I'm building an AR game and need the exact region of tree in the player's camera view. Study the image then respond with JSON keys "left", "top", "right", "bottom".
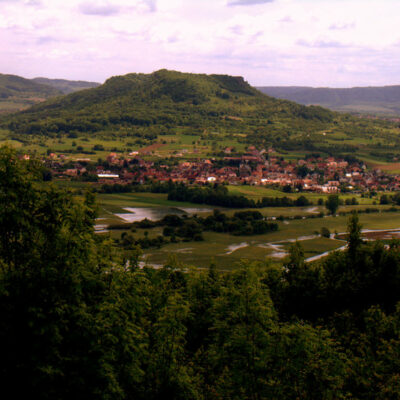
{"left": 286, "top": 241, "right": 305, "bottom": 278}
{"left": 0, "top": 147, "right": 110, "bottom": 399}
{"left": 208, "top": 265, "right": 276, "bottom": 399}
{"left": 321, "top": 226, "right": 331, "bottom": 238}
{"left": 380, "top": 194, "right": 390, "bottom": 205}
{"left": 296, "top": 165, "right": 310, "bottom": 178}
{"left": 347, "top": 212, "right": 362, "bottom": 257}
{"left": 326, "top": 194, "right": 340, "bottom": 215}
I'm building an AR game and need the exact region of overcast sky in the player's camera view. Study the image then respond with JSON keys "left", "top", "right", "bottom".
{"left": 1, "top": 0, "right": 399, "bottom": 87}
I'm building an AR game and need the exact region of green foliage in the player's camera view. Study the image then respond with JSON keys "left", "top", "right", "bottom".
{"left": 2, "top": 70, "right": 336, "bottom": 143}
{"left": 167, "top": 182, "right": 312, "bottom": 209}
{"left": 3, "top": 70, "right": 398, "bottom": 164}
{"left": 347, "top": 212, "right": 363, "bottom": 257}
{"left": 326, "top": 194, "right": 340, "bottom": 215}
{"left": 0, "top": 146, "right": 111, "bottom": 398}
{"left": 160, "top": 209, "right": 278, "bottom": 239}
{"left": 321, "top": 226, "right": 331, "bottom": 238}
{"left": 2, "top": 148, "right": 400, "bottom": 399}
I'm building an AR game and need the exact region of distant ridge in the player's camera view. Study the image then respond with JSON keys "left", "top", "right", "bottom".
{"left": 32, "top": 77, "right": 100, "bottom": 94}
{"left": 0, "top": 73, "right": 62, "bottom": 114}
{"left": 0, "top": 73, "right": 101, "bottom": 114}
{"left": 257, "top": 85, "right": 400, "bottom": 116}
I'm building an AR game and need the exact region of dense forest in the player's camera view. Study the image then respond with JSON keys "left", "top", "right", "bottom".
{"left": 1, "top": 146, "right": 400, "bottom": 399}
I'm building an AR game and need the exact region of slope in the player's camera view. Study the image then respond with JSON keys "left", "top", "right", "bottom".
{"left": 257, "top": 85, "right": 400, "bottom": 116}
{"left": 3, "top": 69, "right": 334, "bottom": 140}
{"left": 2, "top": 70, "right": 399, "bottom": 163}
{"left": 32, "top": 77, "right": 101, "bottom": 94}
{"left": 0, "top": 73, "right": 62, "bottom": 114}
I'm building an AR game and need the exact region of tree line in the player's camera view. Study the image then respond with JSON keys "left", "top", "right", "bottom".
{"left": 167, "top": 183, "right": 313, "bottom": 208}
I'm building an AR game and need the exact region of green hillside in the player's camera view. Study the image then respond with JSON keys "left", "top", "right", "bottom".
{"left": 0, "top": 73, "right": 62, "bottom": 114}
{"left": 32, "top": 77, "right": 101, "bottom": 94}
{"left": 1, "top": 70, "right": 399, "bottom": 163}
{"left": 2, "top": 69, "right": 335, "bottom": 140}
{"left": 257, "top": 85, "right": 400, "bottom": 116}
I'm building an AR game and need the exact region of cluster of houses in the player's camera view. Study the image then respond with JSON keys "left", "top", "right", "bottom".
{"left": 38, "top": 147, "right": 400, "bottom": 193}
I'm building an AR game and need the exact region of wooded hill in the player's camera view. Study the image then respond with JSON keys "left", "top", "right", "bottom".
{"left": 257, "top": 85, "right": 400, "bottom": 116}
{"left": 0, "top": 73, "right": 100, "bottom": 114}
{"left": 0, "top": 73, "right": 62, "bottom": 114}
{"left": 32, "top": 77, "right": 100, "bottom": 94}
{"left": 2, "top": 69, "right": 339, "bottom": 140}
{"left": 2, "top": 70, "right": 399, "bottom": 161}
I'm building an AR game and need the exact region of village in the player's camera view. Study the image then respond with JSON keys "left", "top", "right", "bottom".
{"left": 36, "top": 145, "right": 400, "bottom": 193}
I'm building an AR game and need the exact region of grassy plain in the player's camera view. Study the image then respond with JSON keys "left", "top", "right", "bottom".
{"left": 93, "top": 190, "right": 400, "bottom": 269}
{"left": 0, "top": 130, "right": 246, "bottom": 162}
{"left": 226, "top": 185, "right": 376, "bottom": 205}
{"left": 140, "top": 212, "right": 400, "bottom": 269}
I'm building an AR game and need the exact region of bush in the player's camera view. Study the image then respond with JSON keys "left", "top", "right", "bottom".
{"left": 320, "top": 227, "right": 331, "bottom": 238}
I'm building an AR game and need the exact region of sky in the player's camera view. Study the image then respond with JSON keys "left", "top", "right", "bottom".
{"left": 0, "top": 0, "right": 399, "bottom": 87}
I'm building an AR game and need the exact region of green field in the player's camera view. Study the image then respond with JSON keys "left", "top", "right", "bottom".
{"left": 227, "top": 185, "right": 376, "bottom": 204}
{"left": 94, "top": 191, "right": 400, "bottom": 269}
{"left": 97, "top": 192, "right": 212, "bottom": 211}
{"left": 140, "top": 212, "right": 400, "bottom": 269}
{"left": 0, "top": 130, "right": 247, "bottom": 162}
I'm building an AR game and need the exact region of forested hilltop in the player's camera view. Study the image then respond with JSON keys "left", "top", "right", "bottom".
{"left": 3, "top": 70, "right": 334, "bottom": 135}
{"left": 2, "top": 147, "right": 400, "bottom": 399}
{"left": 2, "top": 69, "right": 336, "bottom": 140}
{"left": 3, "top": 69, "right": 399, "bottom": 163}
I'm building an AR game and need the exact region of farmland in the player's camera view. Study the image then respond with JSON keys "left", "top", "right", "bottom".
{"left": 94, "top": 190, "right": 400, "bottom": 269}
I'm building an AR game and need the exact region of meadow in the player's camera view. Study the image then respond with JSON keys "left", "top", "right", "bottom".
{"left": 94, "top": 190, "right": 400, "bottom": 269}
{"left": 138, "top": 212, "right": 400, "bottom": 269}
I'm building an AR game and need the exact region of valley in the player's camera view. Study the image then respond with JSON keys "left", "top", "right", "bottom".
{"left": 89, "top": 189, "right": 400, "bottom": 269}
{"left": 2, "top": 70, "right": 400, "bottom": 269}
{"left": 3, "top": 0, "right": 400, "bottom": 397}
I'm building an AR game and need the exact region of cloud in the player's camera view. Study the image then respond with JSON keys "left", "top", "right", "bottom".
{"left": 1, "top": 0, "right": 399, "bottom": 87}
{"left": 230, "top": 25, "right": 243, "bottom": 35}
{"left": 79, "top": 2, "right": 120, "bottom": 16}
{"left": 279, "top": 16, "right": 293, "bottom": 23}
{"left": 227, "top": 0, "right": 274, "bottom": 6}
{"left": 167, "top": 35, "right": 178, "bottom": 43}
{"left": 144, "top": 0, "right": 157, "bottom": 12}
{"left": 36, "top": 35, "right": 77, "bottom": 45}
{"left": 0, "top": 0, "right": 41, "bottom": 3}
{"left": 329, "top": 22, "right": 355, "bottom": 30}
{"left": 36, "top": 35, "right": 57, "bottom": 44}
{"left": 297, "top": 39, "right": 351, "bottom": 49}
{"left": 78, "top": 0, "right": 157, "bottom": 16}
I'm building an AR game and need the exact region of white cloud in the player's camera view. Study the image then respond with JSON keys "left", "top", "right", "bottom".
{"left": 79, "top": 3, "right": 121, "bottom": 16}
{"left": 227, "top": 0, "right": 274, "bottom": 6}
